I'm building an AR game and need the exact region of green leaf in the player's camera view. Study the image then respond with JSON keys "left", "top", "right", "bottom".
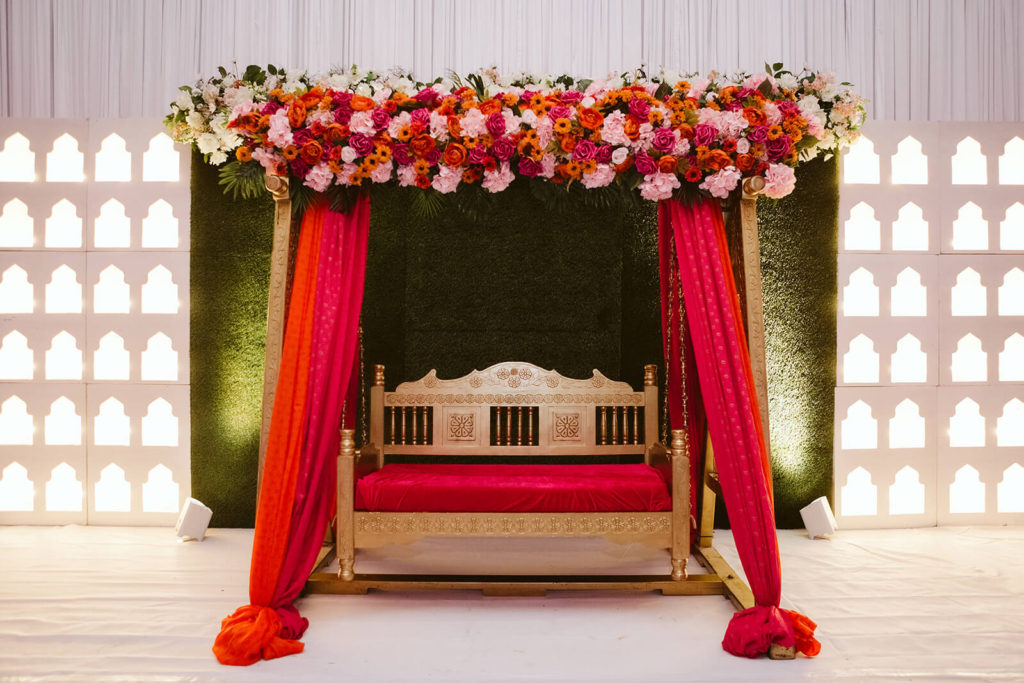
{"left": 242, "top": 64, "right": 265, "bottom": 83}
{"left": 654, "top": 82, "right": 672, "bottom": 100}
{"left": 268, "top": 64, "right": 278, "bottom": 76}
{"left": 772, "top": 62, "right": 783, "bottom": 73}
{"left": 218, "top": 65, "right": 228, "bottom": 78}
{"left": 217, "top": 160, "right": 267, "bottom": 201}
{"left": 409, "top": 188, "right": 447, "bottom": 221}
{"left": 576, "top": 79, "right": 593, "bottom": 93}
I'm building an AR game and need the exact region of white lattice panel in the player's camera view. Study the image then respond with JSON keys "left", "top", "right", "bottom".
{"left": 0, "top": 119, "right": 190, "bottom": 525}
{"left": 837, "top": 121, "right": 1024, "bottom": 528}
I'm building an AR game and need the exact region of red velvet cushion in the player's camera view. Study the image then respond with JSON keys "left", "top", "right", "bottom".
{"left": 354, "top": 463, "right": 671, "bottom": 513}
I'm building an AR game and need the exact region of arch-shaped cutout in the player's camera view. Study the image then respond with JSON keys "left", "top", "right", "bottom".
{"left": 0, "top": 462, "right": 34, "bottom": 511}
{"left": 0, "top": 330, "right": 33, "bottom": 380}
{"left": 998, "top": 268, "right": 1024, "bottom": 315}
{"left": 0, "top": 396, "right": 33, "bottom": 445}
{"left": 0, "top": 198, "right": 34, "bottom": 247}
{"left": 998, "top": 333, "right": 1024, "bottom": 381}
{"left": 141, "top": 333, "right": 177, "bottom": 381}
{"left": 94, "top": 397, "right": 129, "bottom": 446}
{"left": 141, "top": 200, "right": 178, "bottom": 248}
{"left": 45, "top": 462, "right": 82, "bottom": 512}
{"left": 841, "top": 467, "right": 877, "bottom": 516}
{"left": 142, "top": 398, "right": 178, "bottom": 446}
{"left": 1000, "top": 203, "right": 1024, "bottom": 250}
{"left": 843, "top": 267, "right": 879, "bottom": 317}
{"left": 890, "top": 334, "right": 927, "bottom": 383}
{"left": 0, "top": 265, "right": 33, "bottom": 313}
{"left": 891, "top": 267, "right": 927, "bottom": 316}
{"left": 844, "top": 202, "right": 880, "bottom": 250}
{"left": 891, "top": 136, "right": 927, "bottom": 184}
{"left": 889, "top": 399, "right": 926, "bottom": 448}
{"left": 94, "top": 463, "right": 130, "bottom": 512}
{"left": 143, "top": 134, "right": 179, "bottom": 182}
{"left": 45, "top": 396, "right": 81, "bottom": 446}
{"left": 45, "top": 265, "right": 82, "bottom": 313}
{"left": 0, "top": 133, "right": 35, "bottom": 182}
{"left": 142, "top": 464, "right": 179, "bottom": 513}
{"left": 952, "top": 202, "right": 989, "bottom": 251}
{"left": 950, "top": 465, "right": 985, "bottom": 513}
{"left": 141, "top": 266, "right": 178, "bottom": 314}
{"left": 843, "top": 334, "right": 879, "bottom": 383}
{"left": 45, "top": 199, "right": 82, "bottom": 248}
{"left": 892, "top": 202, "right": 929, "bottom": 251}
{"left": 951, "top": 268, "right": 987, "bottom": 316}
{"left": 949, "top": 398, "right": 985, "bottom": 447}
{"left": 996, "top": 398, "right": 1024, "bottom": 446}
{"left": 998, "top": 137, "right": 1024, "bottom": 185}
{"left": 46, "top": 134, "right": 85, "bottom": 182}
{"left": 841, "top": 400, "right": 877, "bottom": 450}
{"left": 889, "top": 466, "right": 925, "bottom": 515}
{"left": 952, "top": 137, "right": 987, "bottom": 185}
{"left": 93, "top": 331, "right": 129, "bottom": 381}
{"left": 93, "top": 265, "right": 130, "bottom": 314}
{"left": 997, "top": 463, "right": 1024, "bottom": 512}
{"left": 45, "top": 331, "right": 82, "bottom": 380}
{"left": 951, "top": 333, "right": 987, "bottom": 382}
{"left": 94, "top": 198, "right": 130, "bottom": 248}
{"left": 94, "top": 133, "right": 131, "bottom": 182}
{"left": 843, "top": 136, "right": 880, "bottom": 184}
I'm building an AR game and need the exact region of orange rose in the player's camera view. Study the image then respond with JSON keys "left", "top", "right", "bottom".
{"left": 329, "top": 145, "right": 344, "bottom": 162}
{"left": 560, "top": 135, "right": 577, "bottom": 153}
{"left": 325, "top": 124, "right": 346, "bottom": 143}
{"left": 350, "top": 94, "right": 375, "bottom": 111}
{"left": 706, "top": 149, "right": 732, "bottom": 171}
{"left": 410, "top": 134, "right": 436, "bottom": 158}
{"left": 658, "top": 155, "right": 677, "bottom": 173}
{"left": 299, "top": 140, "right": 323, "bottom": 165}
{"left": 299, "top": 88, "right": 323, "bottom": 108}
{"left": 623, "top": 118, "right": 640, "bottom": 140}
{"left": 479, "top": 99, "right": 502, "bottom": 116}
{"left": 735, "top": 153, "right": 755, "bottom": 172}
{"left": 443, "top": 143, "right": 467, "bottom": 167}
{"left": 578, "top": 108, "right": 604, "bottom": 130}
{"left": 287, "top": 102, "right": 306, "bottom": 129}
{"left": 677, "top": 123, "right": 695, "bottom": 139}
{"left": 742, "top": 107, "right": 767, "bottom": 127}
{"left": 447, "top": 115, "right": 462, "bottom": 138}
{"left": 235, "top": 146, "right": 252, "bottom": 162}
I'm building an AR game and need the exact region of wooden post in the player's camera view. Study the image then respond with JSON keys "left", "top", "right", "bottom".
{"left": 337, "top": 428, "right": 356, "bottom": 581}
{"left": 670, "top": 428, "right": 691, "bottom": 580}
{"left": 258, "top": 174, "right": 294, "bottom": 492}
{"left": 699, "top": 438, "right": 718, "bottom": 548}
{"left": 370, "top": 365, "right": 385, "bottom": 466}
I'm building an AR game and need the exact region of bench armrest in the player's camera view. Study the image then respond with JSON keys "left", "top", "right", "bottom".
{"left": 647, "top": 441, "right": 671, "bottom": 483}
{"left": 354, "top": 443, "right": 381, "bottom": 480}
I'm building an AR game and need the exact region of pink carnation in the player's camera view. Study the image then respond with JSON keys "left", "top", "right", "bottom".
{"left": 460, "top": 109, "right": 487, "bottom": 137}
{"left": 481, "top": 162, "right": 515, "bottom": 193}
{"left": 370, "top": 159, "right": 393, "bottom": 184}
{"left": 251, "top": 146, "right": 283, "bottom": 174}
{"left": 431, "top": 165, "right": 461, "bottom": 194}
{"left": 763, "top": 163, "right": 797, "bottom": 199}
{"left": 639, "top": 171, "right": 681, "bottom": 201}
{"left": 806, "top": 115, "right": 825, "bottom": 139}
{"left": 600, "top": 111, "right": 630, "bottom": 146}
{"left": 348, "top": 111, "right": 375, "bottom": 135}
{"left": 540, "top": 154, "right": 557, "bottom": 178}
{"left": 303, "top": 162, "right": 333, "bottom": 192}
{"left": 266, "top": 111, "right": 293, "bottom": 148}
{"left": 534, "top": 117, "right": 554, "bottom": 148}
{"left": 396, "top": 164, "right": 418, "bottom": 187}
{"left": 699, "top": 165, "right": 741, "bottom": 199}
{"left": 581, "top": 164, "right": 616, "bottom": 189}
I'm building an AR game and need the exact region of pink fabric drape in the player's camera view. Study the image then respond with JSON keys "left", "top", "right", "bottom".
{"left": 659, "top": 196, "right": 818, "bottom": 658}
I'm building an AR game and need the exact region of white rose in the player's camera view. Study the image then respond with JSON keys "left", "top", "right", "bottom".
{"left": 777, "top": 73, "right": 799, "bottom": 91}
{"left": 736, "top": 138, "right": 750, "bottom": 154}
{"left": 355, "top": 82, "right": 372, "bottom": 97}
{"left": 175, "top": 90, "right": 192, "bottom": 109}
{"left": 328, "top": 74, "right": 350, "bottom": 90}
{"left": 196, "top": 133, "right": 220, "bottom": 155}
{"left": 581, "top": 96, "right": 596, "bottom": 108}
{"left": 609, "top": 76, "right": 624, "bottom": 90}
{"left": 341, "top": 146, "right": 357, "bottom": 163}
{"left": 186, "top": 111, "right": 205, "bottom": 129}
{"left": 611, "top": 147, "right": 629, "bottom": 165}
{"left": 521, "top": 109, "right": 538, "bottom": 126}
{"left": 209, "top": 150, "right": 227, "bottom": 165}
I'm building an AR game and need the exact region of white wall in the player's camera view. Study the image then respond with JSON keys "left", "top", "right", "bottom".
{"left": 2, "top": 0, "right": 1022, "bottom": 121}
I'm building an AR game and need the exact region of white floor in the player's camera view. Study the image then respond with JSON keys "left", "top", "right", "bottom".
{"left": 1, "top": 526, "right": 1023, "bottom": 682}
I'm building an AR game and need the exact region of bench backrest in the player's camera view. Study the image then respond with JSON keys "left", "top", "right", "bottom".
{"left": 369, "top": 362, "right": 658, "bottom": 458}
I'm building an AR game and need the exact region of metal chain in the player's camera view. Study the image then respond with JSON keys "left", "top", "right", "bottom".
{"left": 676, "top": 244, "right": 690, "bottom": 432}
{"left": 358, "top": 323, "right": 368, "bottom": 446}
{"left": 663, "top": 237, "right": 674, "bottom": 445}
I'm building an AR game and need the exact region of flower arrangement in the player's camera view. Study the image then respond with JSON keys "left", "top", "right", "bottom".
{"left": 166, "top": 64, "right": 865, "bottom": 205}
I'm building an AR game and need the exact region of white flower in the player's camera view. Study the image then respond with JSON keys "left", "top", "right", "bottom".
{"left": 186, "top": 111, "right": 205, "bottom": 129}
{"left": 209, "top": 150, "right": 227, "bottom": 165}
{"left": 175, "top": 90, "right": 193, "bottom": 110}
{"left": 611, "top": 147, "right": 629, "bottom": 165}
{"left": 327, "top": 74, "right": 351, "bottom": 90}
{"left": 777, "top": 73, "right": 799, "bottom": 91}
{"left": 521, "top": 109, "right": 538, "bottom": 126}
{"left": 341, "top": 147, "right": 357, "bottom": 163}
{"left": 355, "top": 82, "right": 372, "bottom": 97}
{"left": 196, "top": 133, "right": 220, "bottom": 155}
{"left": 581, "top": 96, "right": 596, "bottom": 108}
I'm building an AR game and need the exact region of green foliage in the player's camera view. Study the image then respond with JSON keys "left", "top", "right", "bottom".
{"left": 218, "top": 160, "right": 268, "bottom": 201}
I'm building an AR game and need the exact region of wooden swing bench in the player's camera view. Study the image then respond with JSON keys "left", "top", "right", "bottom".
{"left": 306, "top": 361, "right": 752, "bottom": 606}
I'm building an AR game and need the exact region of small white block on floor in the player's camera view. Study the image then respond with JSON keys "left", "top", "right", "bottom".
{"left": 175, "top": 497, "right": 212, "bottom": 541}
{"left": 800, "top": 496, "right": 838, "bottom": 538}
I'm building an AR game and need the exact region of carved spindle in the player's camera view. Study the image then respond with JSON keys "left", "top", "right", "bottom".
{"left": 633, "top": 406, "right": 640, "bottom": 445}
{"left": 505, "top": 406, "right": 511, "bottom": 445}
{"left": 527, "top": 408, "right": 533, "bottom": 445}
{"left": 612, "top": 406, "right": 620, "bottom": 445}
{"left": 389, "top": 407, "right": 396, "bottom": 445}
{"left": 397, "top": 407, "right": 405, "bottom": 445}
{"left": 599, "top": 407, "right": 607, "bottom": 445}
{"left": 413, "top": 406, "right": 420, "bottom": 444}
{"left": 517, "top": 407, "right": 524, "bottom": 445}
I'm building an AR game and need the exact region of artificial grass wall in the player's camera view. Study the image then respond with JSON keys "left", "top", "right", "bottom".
{"left": 190, "top": 164, "right": 837, "bottom": 527}
{"left": 757, "top": 157, "right": 839, "bottom": 527}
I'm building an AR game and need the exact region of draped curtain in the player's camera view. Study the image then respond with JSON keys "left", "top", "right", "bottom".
{"left": 4, "top": 0, "right": 1023, "bottom": 121}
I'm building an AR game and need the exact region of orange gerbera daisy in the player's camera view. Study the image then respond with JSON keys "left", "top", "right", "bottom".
{"left": 553, "top": 118, "right": 572, "bottom": 135}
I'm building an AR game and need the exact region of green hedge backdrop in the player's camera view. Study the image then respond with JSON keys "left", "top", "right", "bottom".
{"left": 191, "top": 153, "right": 838, "bottom": 527}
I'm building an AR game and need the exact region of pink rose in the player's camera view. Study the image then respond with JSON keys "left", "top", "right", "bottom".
{"left": 548, "top": 105, "right": 572, "bottom": 121}
{"left": 651, "top": 128, "right": 677, "bottom": 153}
{"left": 628, "top": 98, "right": 651, "bottom": 120}
{"left": 371, "top": 108, "right": 391, "bottom": 130}
{"left": 491, "top": 137, "right": 514, "bottom": 161}
{"left": 634, "top": 152, "right": 657, "bottom": 176}
{"left": 560, "top": 90, "right": 584, "bottom": 105}
{"left": 486, "top": 112, "right": 506, "bottom": 137}
{"left": 392, "top": 143, "right": 413, "bottom": 165}
{"left": 693, "top": 124, "right": 718, "bottom": 147}
{"left": 518, "top": 157, "right": 542, "bottom": 177}
{"left": 573, "top": 139, "right": 597, "bottom": 161}
{"left": 766, "top": 136, "right": 791, "bottom": 161}
{"left": 763, "top": 163, "right": 797, "bottom": 199}
{"left": 595, "top": 145, "right": 613, "bottom": 164}
{"left": 349, "top": 133, "right": 374, "bottom": 157}
{"left": 467, "top": 145, "right": 488, "bottom": 165}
